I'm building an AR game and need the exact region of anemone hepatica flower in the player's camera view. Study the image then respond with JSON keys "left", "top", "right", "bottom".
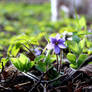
{"left": 47, "top": 34, "right": 66, "bottom": 54}
{"left": 35, "top": 48, "right": 41, "bottom": 56}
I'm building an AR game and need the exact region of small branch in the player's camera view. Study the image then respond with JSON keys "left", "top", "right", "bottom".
{"left": 14, "top": 81, "right": 31, "bottom": 87}
{"left": 49, "top": 85, "right": 67, "bottom": 92}
{"left": 47, "top": 74, "right": 67, "bottom": 84}
{"left": 43, "top": 84, "right": 47, "bottom": 92}
{"left": 28, "top": 67, "right": 53, "bottom": 92}
{"left": 27, "top": 72, "right": 40, "bottom": 81}
{"left": 22, "top": 72, "right": 38, "bottom": 81}
{"left": 0, "top": 86, "right": 12, "bottom": 91}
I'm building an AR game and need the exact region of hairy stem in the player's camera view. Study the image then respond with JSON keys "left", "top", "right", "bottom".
{"left": 56, "top": 55, "right": 59, "bottom": 72}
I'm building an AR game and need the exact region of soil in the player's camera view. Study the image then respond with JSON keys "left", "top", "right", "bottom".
{"left": 0, "top": 56, "right": 92, "bottom": 92}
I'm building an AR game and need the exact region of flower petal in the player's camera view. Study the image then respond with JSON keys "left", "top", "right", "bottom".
{"left": 54, "top": 45, "right": 60, "bottom": 54}
{"left": 67, "top": 37, "right": 72, "bottom": 41}
{"left": 50, "top": 37, "right": 57, "bottom": 44}
{"left": 35, "top": 48, "right": 41, "bottom": 56}
{"left": 58, "top": 38, "right": 65, "bottom": 43}
{"left": 46, "top": 43, "right": 54, "bottom": 49}
{"left": 58, "top": 43, "right": 66, "bottom": 49}
{"left": 55, "top": 33, "right": 61, "bottom": 40}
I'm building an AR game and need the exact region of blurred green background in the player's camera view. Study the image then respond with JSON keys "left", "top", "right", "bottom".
{"left": 0, "top": 1, "right": 92, "bottom": 58}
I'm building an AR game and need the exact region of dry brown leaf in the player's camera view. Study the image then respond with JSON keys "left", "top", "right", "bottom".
{"left": 79, "top": 64, "right": 92, "bottom": 76}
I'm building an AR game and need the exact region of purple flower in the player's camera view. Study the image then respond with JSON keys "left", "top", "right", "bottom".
{"left": 47, "top": 34, "right": 66, "bottom": 54}
{"left": 35, "top": 48, "right": 41, "bottom": 56}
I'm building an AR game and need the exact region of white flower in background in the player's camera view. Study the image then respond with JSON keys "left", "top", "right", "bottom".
{"left": 62, "top": 31, "right": 73, "bottom": 41}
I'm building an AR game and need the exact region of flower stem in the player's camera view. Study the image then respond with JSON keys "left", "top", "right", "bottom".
{"left": 56, "top": 55, "right": 59, "bottom": 72}
{"left": 59, "top": 49, "right": 63, "bottom": 72}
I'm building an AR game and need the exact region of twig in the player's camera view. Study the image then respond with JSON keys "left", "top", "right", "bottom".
{"left": 28, "top": 67, "right": 53, "bottom": 92}
{"left": 72, "top": 73, "right": 83, "bottom": 83}
{"left": 49, "top": 85, "right": 67, "bottom": 92}
{"left": 0, "top": 86, "right": 12, "bottom": 91}
{"left": 14, "top": 81, "right": 31, "bottom": 87}
{"left": 22, "top": 72, "right": 38, "bottom": 81}
{"left": 43, "top": 83, "right": 47, "bottom": 92}
{"left": 47, "top": 74, "right": 66, "bottom": 84}
{"left": 23, "top": 67, "right": 67, "bottom": 92}
{"left": 27, "top": 72, "right": 40, "bottom": 81}
{"left": 28, "top": 74, "right": 67, "bottom": 92}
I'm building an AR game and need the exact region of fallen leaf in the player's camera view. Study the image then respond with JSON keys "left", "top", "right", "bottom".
{"left": 79, "top": 64, "right": 92, "bottom": 76}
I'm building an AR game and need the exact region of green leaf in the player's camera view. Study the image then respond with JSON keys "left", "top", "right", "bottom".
{"left": 35, "top": 51, "right": 55, "bottom": 72}
{"left": 88, "top": 48, "right": 92, "bottom": 55}
{"left": 44, "top": 50, "right": 54, "bottom": 65}
{"left": 11, "top": 58, "right": 21, "bottom": 70}
{"left": 44, "top": 54, "right": 51, "bottom": 65}
{"left": 77, "top": 54, "right": 88, "bottom": 67}
{"left": 34, "top": 55, "right": 45, "bottom": 63}
{"left": 10, "top": 34, "right": 39, "bottom": 45}
{"left": 67, "top": 53, "right": 76, "bottom": 65}
{"left": 88, "top": 62, "right": 92, "bottom": 64}
{"left": 4, "top": 25, "right": 14, "bottom": 32}
{"left": 79, "top": 17, "right": 86, "bottom": 29}
{"left": 70, "top": 64, "right": 78, "bottom": 69}
{"left": 11, "top": 54, "right": 34, "bottom": 72}
{"left": 50, "top": 55, "right": 56, "bottom": 63}
{"left": 86, "top": 41, "right": 92, "bottom": 48}
{"left": 35, "top": 62, "right": 46, "bottom": 72}
{"left": 11, "top": 45, "right": 20, "bottom": 57}
{"left": 44, "top": 54, "right": 55, "bottom": 66}
{"left": 68, "top": 41, "right": 80, "bottom": 55}
{"left": 79, "top": 39, "right": 85, "bottom": 50}
{"left": 7, "top": 43, "right": 21, "bottom": 57}
{"left": 72, "top": 35, "right": 80, "bottom": 43}
{"left": 0, "top": 58, "right": 8, "bottom": 69}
